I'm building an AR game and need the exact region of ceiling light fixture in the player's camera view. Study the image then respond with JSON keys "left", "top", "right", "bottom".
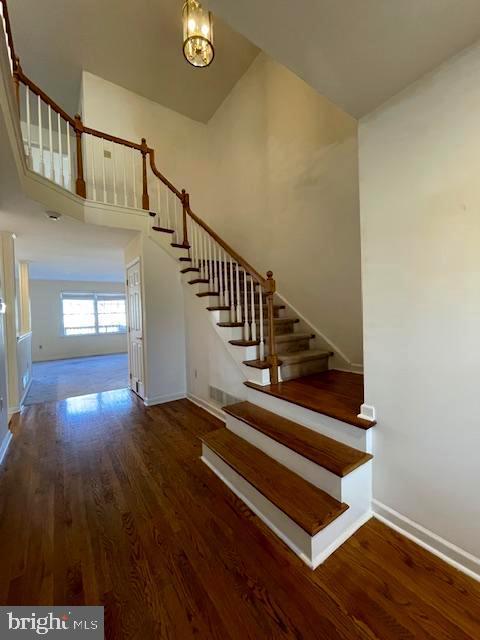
{"left": 182, "top": 0, "right": 214, "bottom": 68}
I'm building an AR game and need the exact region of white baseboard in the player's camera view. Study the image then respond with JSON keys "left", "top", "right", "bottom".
{"left": 0, "top": 430, "right": 13, "bottom": 466}
{"left": 372, "top": 499, "right": 480, "bottom": 583}
{"left": 358, "top": 403, "right": 376, "bottom": 421}
{"left": 187, "top": 393, "right": 226, "bottom": 422}
{"left": 312, "top": 510, "right": 372, "bottom": 569}
{"left": 19, "top": 377, "right": 33, "bottom": 409}
{"left": 143, "top": 391, "right": 186, "bottom": 407}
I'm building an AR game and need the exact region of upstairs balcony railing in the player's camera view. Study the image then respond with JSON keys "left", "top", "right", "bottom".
{"left": 0, "top": 0, "right": 280, "bottom": 383}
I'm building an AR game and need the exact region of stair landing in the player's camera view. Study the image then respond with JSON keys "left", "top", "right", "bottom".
{"left": 245, "top": 370, "right": 375, "bottom": 429}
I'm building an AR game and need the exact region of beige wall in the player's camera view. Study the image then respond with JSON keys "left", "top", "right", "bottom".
{"left": 359, "top": 42, "right": 480, "bottom": 562}
{"left": 81, "top": 56, "right": 364, "bottom": 368}
{"left": 30, "top": 279, "right": 127, "bottom": 362}
{"left": 81, "top": 71, "right": 211, "bottom": 214}
{"left": 205, "top": 54, "right": 363, "bottom": 366}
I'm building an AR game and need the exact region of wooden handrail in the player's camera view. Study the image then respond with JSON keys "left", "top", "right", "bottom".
{"left": 186, "top": 205, "right": 270, "bottom": 290}
{"left": 2, "top": 0, "right": 280, "bottom": 381}
{"left": 148, "top": 148, "right": 182, "bottom": 199}
{"left": 0, "top": 0, "right": 17, "bottom": 70}
{"left": 83, "top": 125, "right": 143, "bottom": 151}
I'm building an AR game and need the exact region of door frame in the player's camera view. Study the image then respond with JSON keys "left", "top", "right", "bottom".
{"left": 126, "top": 257, "right": 146, "bottom": 399}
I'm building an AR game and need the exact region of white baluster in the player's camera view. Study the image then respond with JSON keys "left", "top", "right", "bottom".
{"left": 197, "top": 227, "right": 203, "bottom": 278}
{"left": 223, "top": 250, "right": 229, "bottom": 309}
{"left": 112, "top": 143, "right": 117, "bottom": 205}
{"left": 207, "top": 236, "right": 213, "bottom": 289}
{"left": 200, "top": 231, "right": 205, "bottom": 279}
{"left": 202, "top": 229, "right": 208, "bottom": 280}
{"left": 165, "top": 187, "right": 170, "bottom": 229}
{"left": 38, "top": 95, "right": 44, "bottom": 175}
{"left": 250, "top": 276, "right": 257, "bottom": 341}
{"left": 123, "top": 146, "right": 128, "bottom": 206}
{"left": 57, "top": 113, "right": 63, "bottom": 187}
{"left": 243, "top": 268, "right": 249, "bottom": 339}
{"left": 235, "top": 262, "right": 242, "bottom": 323}
{"left": 48, "top": 105, "right": 53, "bottom": 180}
{"left": 219, "top": 246, "right": 225, "bottom": 306}
{"left": 229, "top": 255, "right": 235, "bottom": 322}
{"left": 102, "top": 139, "right": 107, "bottom": 202}
{"left": 66, "top": 124, "right": 72, "bottom": 191}
{"left": 213, "top": 242, "right": 218, "bottom": 293}
{"left": 89, "top": 136, "right": 97, "bottom": 201}
{"left": 191, "top": 221, "right": 197, "bottom": 270}
{"left": 25, "top": 85, "right": 31, "bottom": 161}
{"left": 156, "top": 180, "right": 161, "bottom": 226}
{"left": 258, "top": 288, "right": 265, "bottom": 360}
{"left": 131, "top": 149, "right": 137, "bottom": 208}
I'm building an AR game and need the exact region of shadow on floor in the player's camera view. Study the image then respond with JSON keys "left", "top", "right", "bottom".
{"left": 24, "top": 353, "right": 129, "bottom": 405}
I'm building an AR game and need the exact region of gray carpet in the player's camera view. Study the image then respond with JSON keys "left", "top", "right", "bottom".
{"left": 25, "top": 353, "right": 129, "bottom": 405}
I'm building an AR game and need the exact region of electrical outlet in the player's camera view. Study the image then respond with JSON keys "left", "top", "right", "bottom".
{"left": 104, "top": 149, "right": 112, "bottom": 159}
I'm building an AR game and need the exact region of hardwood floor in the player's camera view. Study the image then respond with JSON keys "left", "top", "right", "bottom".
{"left": 1, "top": 389, "right": 479, "bottom": 639}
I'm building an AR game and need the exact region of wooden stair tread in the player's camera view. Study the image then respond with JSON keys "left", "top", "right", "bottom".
{"left": 207, "top": 305, "right": 230, "bottom": 311}
{"left": 245, "top": 371, "right": 376, "bottom": 430}
{"left": 181, "top": 267, "right": 199, "bottom": 274}
{"left": 223, "top": 402, "right": 372, "bottom": 477}
{"left": 179, "top": 257, "right": 192, "bottom": 262}
{"left": 229, "top": 339, "right": 260, "bottom": 347}
{"left": 197, "top": 291, "right": 219, "bottom": 298}
{"left": 171, "top": 242, "right": 190, "bottom": 249}
{"left": 243, "top": 358, "right": 281, "bottom": 370}
{"left": 201, "top": 428, "right": 348, "bottom": 535}
{"left": 152, "top": 226, "right": 175, "bottom": 234}
{"left": 217, "top": 322, "right": 244, "bottom": 328}
{"left": 189, "top": 278, "right": 209, "bottom": 285}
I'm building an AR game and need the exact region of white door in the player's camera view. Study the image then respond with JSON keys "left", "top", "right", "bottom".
{"left": 126, "top": 261, "right": 145, "bottom": 399}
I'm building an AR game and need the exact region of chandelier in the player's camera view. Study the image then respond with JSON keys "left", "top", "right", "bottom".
{"left": 182, "top": 0, "right": 214, "bottom": 68}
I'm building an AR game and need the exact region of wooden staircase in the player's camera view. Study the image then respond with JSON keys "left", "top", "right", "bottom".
{"left": 155, "top": 229, "right": 376, "bottom": 568}
{"left": 0, "top": 0, "right": 375, "bottom": 569}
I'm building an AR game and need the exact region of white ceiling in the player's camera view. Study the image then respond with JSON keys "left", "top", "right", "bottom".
{"left": 8, "top": 0, "right": 258, "bottom": 123}
{"left": 206, "top": 0, "right": 480, "bottom": 118}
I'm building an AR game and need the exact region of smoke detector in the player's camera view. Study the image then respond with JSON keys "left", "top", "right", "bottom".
{"left": 46, "top": 211, "right": 62, "bottom": 221}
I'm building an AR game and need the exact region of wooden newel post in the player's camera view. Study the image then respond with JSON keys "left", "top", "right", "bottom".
{"left": 141, "top": 138, "right": 150, "bottom": 211}
{"left": 73, "top": 114, "right": 86, "bottom": 198}
{"left": 181, "top": 189, "right": 190, "bottom": 248}
{"left": 265, "top": 270, "right": 279, "bottom": 384}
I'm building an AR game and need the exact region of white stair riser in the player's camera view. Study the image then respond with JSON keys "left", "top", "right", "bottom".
{"left": 246, "top": 386, "right": 373, "bottom": 452}
{"left": 202, "top": 444, "right": 371, "bottom": 569}
{"left": 225, "top": 414, "right": 372, "bottom": 505}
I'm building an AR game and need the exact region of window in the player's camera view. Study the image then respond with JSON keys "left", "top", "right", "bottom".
{"left": 61, "top": 293, "right": 127, "bottom": 336}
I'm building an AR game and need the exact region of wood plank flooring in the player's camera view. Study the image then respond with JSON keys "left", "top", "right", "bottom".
{"left": 1, "top": 389, "right": 479, "bottom": 639}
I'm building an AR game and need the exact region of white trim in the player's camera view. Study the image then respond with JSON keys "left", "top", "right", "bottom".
{"left": 187, "top": 393, "right": 226, "bottom": 422}
{"left": 17, "top": 331, "right": 33, "bottom": 343}
{"left": 0, "top": 430, "right": 13, "bottom": 466}
{"left": 19, "top": 377, "right": 33, "bottom": 409}
{"left": 312, "top": 511, "right": 372, "bottom": 568}
{"left": 201, "top": 452, "right": 313, "bottom": 567}
{"left": 372, "top": 499, "right": 480, "bottom": 583}
{"left": 358, "top": 403, "right": 376, "bottom": 421}
{"left": 143, "top": 391, "right": 186, "bottom": 407}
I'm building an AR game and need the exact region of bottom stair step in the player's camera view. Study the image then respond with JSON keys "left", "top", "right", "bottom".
{"left": 200, "top": 428, "right": 348, "bottom": 536}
